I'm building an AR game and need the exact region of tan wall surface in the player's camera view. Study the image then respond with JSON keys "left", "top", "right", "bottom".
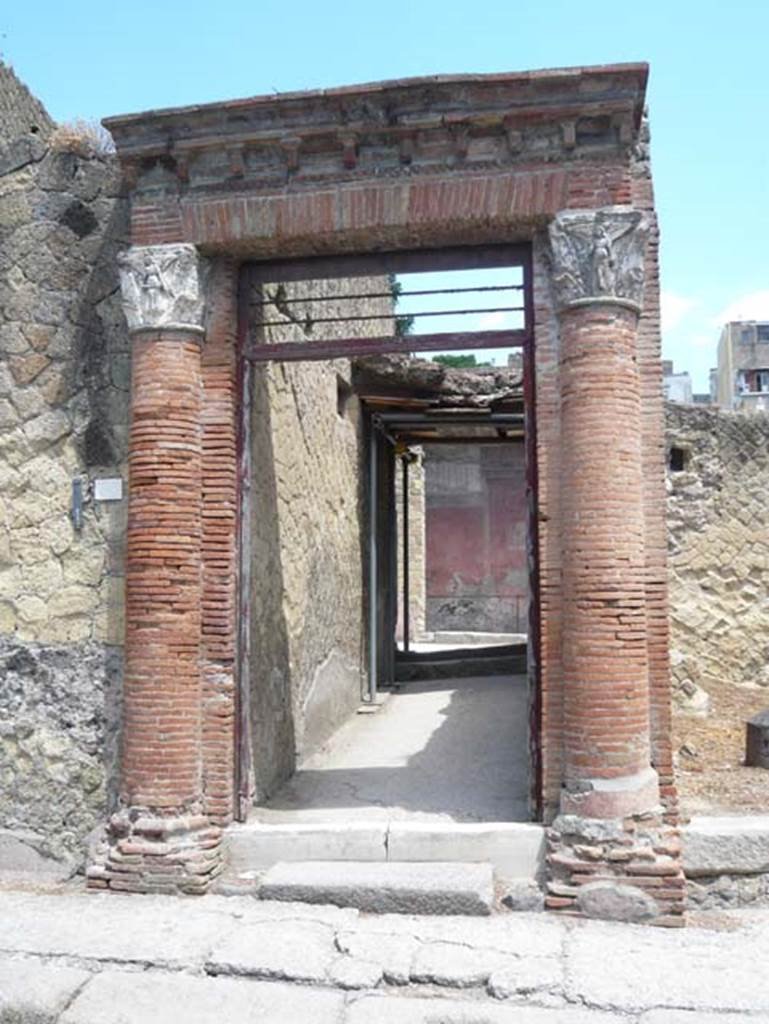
{"left": 247, "top": 276, "right": 392, "bottom": 799}
{"left": 667, "top": 403, "right": 769, "bottom": 704}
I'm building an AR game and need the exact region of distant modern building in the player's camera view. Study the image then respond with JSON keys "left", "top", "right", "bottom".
{"left": 716, "top": 321, "right": 769, "bottom": 411}
{"left": 709, "top": 367, "right": 719, "bottom": 404}
{"left": 662, "top": 360, "right": 693, "bottom": 404}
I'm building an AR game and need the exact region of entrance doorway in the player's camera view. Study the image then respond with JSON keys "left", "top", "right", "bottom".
{"left": 235, "top": 243, "right": 540, "bottom": 827}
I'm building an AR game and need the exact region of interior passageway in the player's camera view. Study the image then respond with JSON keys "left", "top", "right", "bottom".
{"left": 253, "top": 674, "right": 529, "bottom": 824}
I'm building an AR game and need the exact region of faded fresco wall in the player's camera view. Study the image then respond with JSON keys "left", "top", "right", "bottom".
{"left": 0, "top": 64, "right": 129, "bottom": 862}
{"left": 666, "top": 402, "right": 769, "bottom": 710}
{"left": 248, "top": 277, "right": 391, "bottom": 800}
{"left": 424, "top": 442, "right": 528, "bottom": 634}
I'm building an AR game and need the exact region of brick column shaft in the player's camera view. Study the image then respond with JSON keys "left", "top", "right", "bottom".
{"left": 88, "top": 243, "right": 223, "bottom": 895}
{"left": 122, "top": 330, "right": 203, "bottom": 810}
{"left": 559, "top": 302, "right": 655, "bottom": 815}
{"left": 544, "top": 209, "right": 684, "bottom": 924}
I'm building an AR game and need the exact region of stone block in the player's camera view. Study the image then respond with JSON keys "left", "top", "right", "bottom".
{"left": 258, "top": 860, "right": 494, "bottom": 915}
{"left": 0, "top": 829, "right": 77, "bottom": 881}
{"left": 0, "top": 957, "right": 90, "bottom": 1021}
{"left": 224, "top": 822, "right": 387, "bottom": 872}
{"left": 60, "top": 971, "right": 344, "bottom": 1024}
{"left": 501, "top": 879, "right": 546, "bottom": 912}
{"left": 683, "top": 816, "right": 769, "bottom": 876}
{"left": 575, "top": 881, "right": 659, "bottom": 922}
{"left": 207, "top": 918, "right": 336, "bottom": 984}
{"left": 387, "top": 821, "right": 544, "bottom": 880}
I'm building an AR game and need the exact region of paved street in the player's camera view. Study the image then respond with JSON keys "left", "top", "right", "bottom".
{"left": 0, "top": 888, "right": 768, "bottom": 1021}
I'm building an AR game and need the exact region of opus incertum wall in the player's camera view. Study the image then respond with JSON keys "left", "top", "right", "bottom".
{"left": 88, "top": 65, "right": 683, "bottom": 922}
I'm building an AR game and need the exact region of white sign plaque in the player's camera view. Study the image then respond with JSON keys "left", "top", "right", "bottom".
{"left": 93, "top": 478, "right": 123, "bottom": 502}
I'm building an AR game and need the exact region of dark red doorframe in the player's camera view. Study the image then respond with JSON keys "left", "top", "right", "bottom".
{"left": 233, "top": 241, "right": 543, "bottom": 822}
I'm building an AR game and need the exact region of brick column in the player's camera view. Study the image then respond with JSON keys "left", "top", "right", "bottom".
{"left": 544, "top": 209, "right": 684, "bottom": 924}
{"left": 88, "top": 244, "right": 222, "bottom": 894}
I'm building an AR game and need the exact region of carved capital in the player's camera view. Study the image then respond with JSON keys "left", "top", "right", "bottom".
{"left": 547, "top": 207, "right": 648, "bottom": 313}
{"left": 118, "top": 244, "right": 206, "bottom": 335}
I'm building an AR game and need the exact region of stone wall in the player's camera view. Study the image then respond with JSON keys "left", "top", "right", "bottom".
{"left": 666, "top": 402, "right": 769, "bottom": 709}
{"left": 0, "top": 65, "right": 129, "bottom": 860}
{"left": 247, "top": 277, "right": 391, "bottom": 800}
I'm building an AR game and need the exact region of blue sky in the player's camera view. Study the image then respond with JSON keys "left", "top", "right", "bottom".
{"left": 3, "top": 0, "right": 768, "bottom": 390}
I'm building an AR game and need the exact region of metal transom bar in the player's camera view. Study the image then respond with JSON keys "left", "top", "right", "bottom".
{"left": 242, "top": 244, "right": 533, "bottom": 363}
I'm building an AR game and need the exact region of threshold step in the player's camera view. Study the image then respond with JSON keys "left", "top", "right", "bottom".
{"left": 258, "top": 860, "right": 494, "bottom": 915}
{"left": 226, "top": 820, "right": 544, "bottom": 879}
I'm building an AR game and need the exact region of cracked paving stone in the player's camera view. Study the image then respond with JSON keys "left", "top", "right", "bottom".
{"left": 0, "top": 956, "right": 91, "bottom": 1019}
{"left": 410, "top": 940, "right": 514, "bottom": 988}
{"left": 487, "top": 957, "right": 563, "bottom": 999}
{"left": 0, "top": 891, "right": 236, "bottom": 969}
{"left": 59, "top": 970, "right": 345, "bottom": 1024}
{"left": 566, "top": 918, "right": 769, "bottom": 1014}
{"left": 335, "top": 929, "right": 416, "bottom": 985}
{"left": 206, "top": 918, "right": 337, "bottom": 983}
{"left": 327, "top": 954, "right": 383, "bottom": 989}
{"left": 346, "top": 913, "right": 563, "bottom": 959}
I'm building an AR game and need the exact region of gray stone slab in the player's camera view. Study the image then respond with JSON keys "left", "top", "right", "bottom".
{"left": 0, "top": 891, "right": 233, "bottom": 969}
{"left": 0, "top": 830, "right": 76, "bottom": 882}
{"left": 207, "top": 918, "right": 337, "bottom": 984}
{"left": 387, "top": 822, "right": 544, "bottom": 879}
{"left": 410, "top": 941, "right": 513, "bottom": 987}
{"left": 327, "top": 955, "right": 383, "bottom": 990}
{"left": 335, "top": 928, "right": 417, "bottom": 985}
{"left": 567, "top": 918, "right": 769, "bottom": 1013}
{"left": 60, "top": 971, "right": 344, "bottom": 1024}
{"left": 350, "top": 912, "right": 564, "bottom": 958}
{"left": 683, "top": 816, "right": 769, "bottom": 876}
{"left": 225, "top": 822, "right": 387, "bottom": 872}
{"left": 345, "top": 994, "right": 626, "bottom": 1023}
{"left": 0, "top": 891, "right": 354, "bottom": 970}
{"left": 259, "top": 861, "right": 494, "bottom": 915}
{"left": 0, "top": 957, "right": 90, "bottom": 1021}
{"left": 487, "top": 959, "right": 564, "bottom": 999}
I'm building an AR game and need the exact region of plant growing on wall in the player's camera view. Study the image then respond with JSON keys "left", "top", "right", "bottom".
{"left": 387, "top": 273, "right": 415, "bottom": 337}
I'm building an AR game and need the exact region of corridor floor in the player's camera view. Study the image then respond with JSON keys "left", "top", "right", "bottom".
{"left": 254, "top": 674, "right": 529, "bottom": 824}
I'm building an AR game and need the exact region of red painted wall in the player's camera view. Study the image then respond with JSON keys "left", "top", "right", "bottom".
{"left": 424, "top": 442, "right": 527, "bottom": 633}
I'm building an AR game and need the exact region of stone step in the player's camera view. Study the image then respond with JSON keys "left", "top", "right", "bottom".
{"left": 258, "top": 860, "right": 494, "bottom": 915}
{"left": 225, "top": 820, "right": 544, "bottom": 881}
